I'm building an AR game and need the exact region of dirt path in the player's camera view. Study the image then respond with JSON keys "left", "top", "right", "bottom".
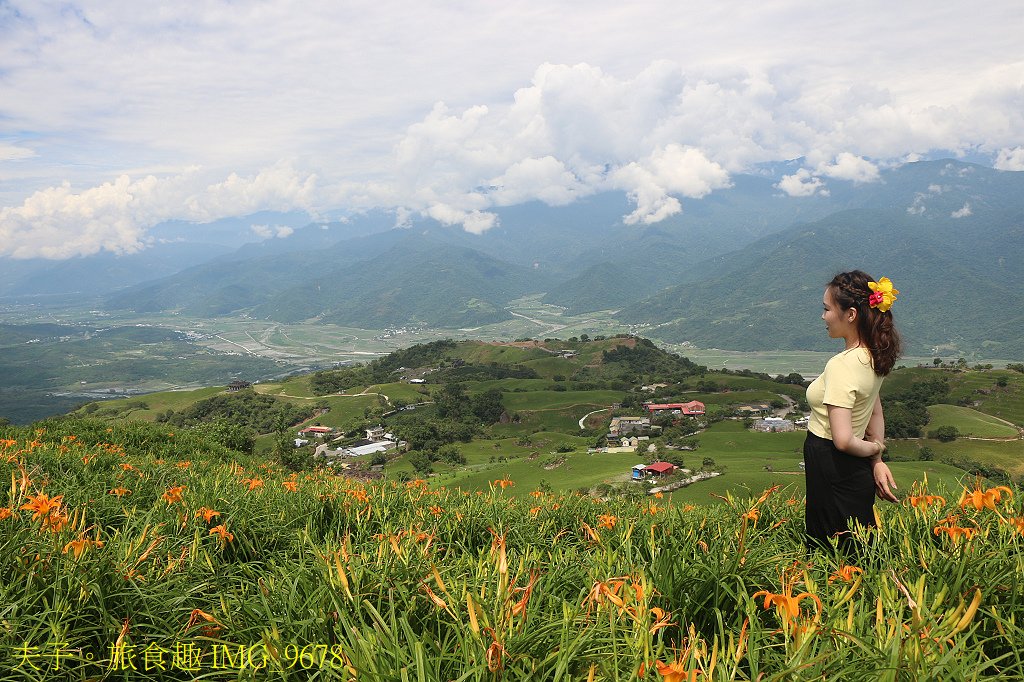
{"left": 579, "top": 408, "right": 611, "bottom": 429}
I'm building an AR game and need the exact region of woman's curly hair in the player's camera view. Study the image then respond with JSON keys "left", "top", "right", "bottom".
{"left": 828, "top": 270, "right": 903, "bottom": 376}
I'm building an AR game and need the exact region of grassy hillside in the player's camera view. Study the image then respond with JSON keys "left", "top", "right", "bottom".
{"left": 926, "top": 404, "right": 1019, "bottom": 438}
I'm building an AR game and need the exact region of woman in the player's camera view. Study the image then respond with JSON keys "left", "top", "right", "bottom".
{"left": 804, "top": 270, "right": 902, "bottom": 551}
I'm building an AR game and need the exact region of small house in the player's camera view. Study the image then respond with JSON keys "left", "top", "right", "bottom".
{"left": 644, "top": 462, "right": 677, "bottom": 477}
{"left": 299, "top": 426, "right": 335, "bottom": 438}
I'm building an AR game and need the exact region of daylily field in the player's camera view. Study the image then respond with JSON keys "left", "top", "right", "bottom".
{"left": 2, "top": 419, "right": 1024, "bottom": 681}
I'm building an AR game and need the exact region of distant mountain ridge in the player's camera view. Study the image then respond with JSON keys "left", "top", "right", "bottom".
{"left": 84, "top": 159, "right": 1024, "bottom": 357}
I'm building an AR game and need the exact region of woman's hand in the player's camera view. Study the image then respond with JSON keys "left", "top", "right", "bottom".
{"left": 872, "top": 460, "right": 898, "bottom": 502}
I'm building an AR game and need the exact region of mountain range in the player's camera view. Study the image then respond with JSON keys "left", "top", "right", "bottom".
{"left": 3, "top": 159, "right": 1021, "bottom": 358}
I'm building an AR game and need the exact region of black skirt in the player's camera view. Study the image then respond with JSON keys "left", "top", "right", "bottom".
{"left": 803, "top": 430, "right": 875, "bottom": 550}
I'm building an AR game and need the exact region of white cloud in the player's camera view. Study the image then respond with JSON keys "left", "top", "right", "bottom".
{"left": 2, "top": 1, "right": 1024, "bottom": 254}
{"left": 906, "top": 193, "right": 927, "bottom": 215}
{"left": 0, "top": 143, "right": 36, "bottom": 161}
{"left": 950, "top": 203, "right": 972, "bottom": 218}
{"left": 776, "top": 169, "right": 829, "bottom": 197}
{"left": 251, "top": 224, "right": 295, "bottom": 239}
{"left": 817, "top": 153, "right": 880, "bottom": 183}
{"left": 611, "top": 145, "right": 731, "bottom": 224}
{"left": 0, "top": 164, "right": 317, "bottom": 258}
{"left": 995, "top": 146, "right": 1024, "bottom": 171}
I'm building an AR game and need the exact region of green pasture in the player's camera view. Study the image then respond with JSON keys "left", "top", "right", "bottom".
{"left": 520, "top": 356, "right": 578, "bottom": 378}
{"left": 949, "top": 370, "right": 1024, "bottom": 426}
{"left": 676, "top": 375, "right": 807, "bottom": 400}
{"left": 450, "top": 342, "right": 551, "bottom": 365}
{"left": 501, "top": 389, "right": 625, "bottom": 412}
{"left": 75, "top": 386, "right": 227, "bottom": 421}
{"left": 369, "top": 382, "right": 432, "bottom": 403}
{"left": 260, "top": 374, "right": 318, "bottom": 398}
{"left": 489, "top": 406, "right": 604, "bottom": 436}
{"left": 303, "top": 395, "right": 381, "bottom": 430}
{"left": 469, "top": 378, "right": 557, "bottom": 393}
{"left": 926, "top": 404, "right": 1019, "bottom": 437}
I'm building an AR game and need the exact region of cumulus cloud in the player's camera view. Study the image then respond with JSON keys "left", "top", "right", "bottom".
{"left": 816, "top": 153, "right": 881, "bottom": 183}
{"left": 4, "top": 9, "right": 1024, "bottom": 255}
{"left": 611, "top": 145, "right": 731, "bottom": 224}
{"left": 950, "top": 202, "right": 972, "bottom": 218}
{"left": 776, "top": 169, "right": 829, "bottom": 197}
{"left": 0, "top": 164, "right": 317, "bottom": 258}
{"left": 995, "top": 146, "right": 1024, "bottom": 171}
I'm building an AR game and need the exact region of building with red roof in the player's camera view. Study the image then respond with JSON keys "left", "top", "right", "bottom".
{"left": 645, "top": 401, "right": 705, "bottom": 416}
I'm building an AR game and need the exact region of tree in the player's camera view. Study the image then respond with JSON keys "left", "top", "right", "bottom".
{"left": 437, "top": 444, "right": 467, "bottom": 465}
{"left": 919, "top": 446, "right": 935, "bottom": 461}
{"left": 191, "top": 418, "right": 256, "bottom": 454}
{"left": 276, "top": 429, "right": 312, "bottom": 471}
{"left": 471, "top": 389, "right": 505, "bottom": 424}
{"left": 933, "top": 425, "right": 959, "bottom": 442}
{"left": 408, "top": 450, "right": 434, "bottom": 475}
{"left": 435, "top": 383, "right": 469, "bottom": 420}
{"left": 933, "top": 358, "right": 942, "bottom": 366}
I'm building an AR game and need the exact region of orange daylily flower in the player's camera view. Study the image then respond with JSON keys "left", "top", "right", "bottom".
{"left": 933, "top": 524, "right": 978, "bottom": 544}
{"left": 208, "top": 524, "right": 235, "bottom": 544}
{"left": 493, "top": 476, "right": 515, "bottom": 489}
{"left": 828, "top": 565, "right": 863, "bottom": 584}
{"left": 63, "top": 535, "right": 104, "bottom": 560}
{"left": 196, "top": 507, "right": 220, "bottom": 523}
{"left": 649, "top": 606, "right": 674, "bottom": 634}
{"left": 0, "top": 507, "right": 14, "bottom": 521}
{"left": 162, "top": 485, "right": 186, "bottom": 505}
{"left": 752, "top": 574, "right": 822, "bottom": 628}
{"left": 597, "top": 514, "right": 618, "bottom": 529}
{"left": 282, "top": 480, "right": 298, "bottom": 492}
{"left": 959, "top": 483, "right": 1012, "bottom": 511}
{"left": 655, "top": 658, "right": 702, "bottom": 682}
{"left": 241, "top": 477, "right": 264, "bottom": 490}
{"left": 176, "top": 460, "right": 191, "bottom": 470}
{"left": 428, "top": 505, "right": 444, "bottom": 516}
{"left": 109, "top": 487, "right": 131, "bottom": 497}
{"left": 20, "top": 491, "right": 64, "bottom": 522}
{"left": 529, "top": 506, "right": 541, "bottom": 516}
{"left": 907, "top": 494, "right": 946, "bottom": 509}
{"left": 1006, "top": 517, "right": 1024, "bottom": 535}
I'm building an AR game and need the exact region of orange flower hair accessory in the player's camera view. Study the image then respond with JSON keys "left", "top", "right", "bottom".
{"left": 868, "top": 277, "right": 898, "bottom": 312}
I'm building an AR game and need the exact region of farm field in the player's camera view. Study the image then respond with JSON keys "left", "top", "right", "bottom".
{"left": 2, "top": 419, "right": 1023, "bottom": 680}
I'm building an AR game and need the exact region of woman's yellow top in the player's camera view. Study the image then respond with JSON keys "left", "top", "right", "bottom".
{"left": 805, "top": 347, "right": 883, "bottom": 441}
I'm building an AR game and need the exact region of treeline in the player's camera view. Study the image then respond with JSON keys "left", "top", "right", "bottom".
{"left": 883, "top": 377, "right": 951, "bottom": 438}
{"left": 309, "top": 339, "right": 459, "bottom": 395}
{"left": 155, "top": 390, "right": 316, "bottom": 435}
{"left": 597, "top": 338, "right": 705, "bottom": 382}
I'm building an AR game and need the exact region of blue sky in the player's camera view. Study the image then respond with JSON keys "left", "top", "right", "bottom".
{"left": 1, "top": 0, "right": 1022, "bottom": 258}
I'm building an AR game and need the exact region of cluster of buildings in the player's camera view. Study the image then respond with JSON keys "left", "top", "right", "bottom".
{"left": 295, "top": 424, "right": 403, "bottom": 460}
